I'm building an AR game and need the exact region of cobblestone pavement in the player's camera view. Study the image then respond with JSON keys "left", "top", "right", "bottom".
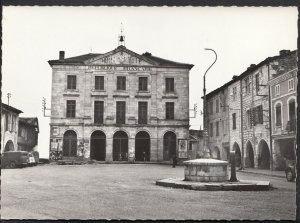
{"left": 1, "top": 164, "right": 295, "bottom": 220}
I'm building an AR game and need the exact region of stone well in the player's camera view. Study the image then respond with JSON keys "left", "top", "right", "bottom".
{"left": 183, "top": 159, "right": 229, "bottom": 182}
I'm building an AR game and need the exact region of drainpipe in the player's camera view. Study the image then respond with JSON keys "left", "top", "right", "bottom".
{"left": 268, "top": 63, "right": 273, "bottom": 170}
{"left": 240, "top": 79, "right": 245, "bottom": 169}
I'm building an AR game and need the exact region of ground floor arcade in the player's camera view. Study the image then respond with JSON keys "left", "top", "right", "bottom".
{"left": 49, "top": 125, "right": 189, "bottom": 162}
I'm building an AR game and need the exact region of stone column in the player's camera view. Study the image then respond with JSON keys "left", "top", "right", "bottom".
{"left": 106, "top": 136, "right": 113, "bottom": 162}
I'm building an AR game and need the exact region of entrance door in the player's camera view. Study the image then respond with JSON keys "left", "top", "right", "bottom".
{"left": 113, "top": 131, "right": 128, "bottom": 161}
{"left": 63, "top": 130, "right": 77, "bottom": 157}
{"left": 90, "top": 131, "right": 106, "bottom": 161}
{"left": 163, "top": 131, "right": 177, "bottom": 161}
{"left": 135, "top": 131, "right": 150, "bottom": 161}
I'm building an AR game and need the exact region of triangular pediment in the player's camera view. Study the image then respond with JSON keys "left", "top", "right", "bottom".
{"left": 85, "top": 46, "right": 157, "bottom": 66}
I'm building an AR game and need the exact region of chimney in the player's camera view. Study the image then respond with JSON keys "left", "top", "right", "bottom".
{"left": 279, "top": 49, "right": 290, "bottom": 56}
{"left": 59, "top": 51, "right": 65, "bottom": 60}
{"left": 232, "top": 75, "right": 238, "bottom": 80}
{"left": 247, "top": 64, "right": 256, "bottom": 70}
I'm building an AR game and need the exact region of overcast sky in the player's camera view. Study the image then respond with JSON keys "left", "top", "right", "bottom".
{"left": 2, "top": 6, "right": 297, "bottom": 158}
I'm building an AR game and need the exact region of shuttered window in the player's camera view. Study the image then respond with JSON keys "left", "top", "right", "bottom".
{"left": 139, "top": 77, "right": 148, "bottom": 91}
{"left": 66, "top": 100, "right": 76, "bottom": 118}
{"left": 116, "top": 101, "right": 126, "bottom": 124}
{"left": 117, "top": 77, "right": 126, "bottom": 90}
{"left": 166, "top": 102, "right": 174, "bottom": 120}
{"left": 95, "top": 76, "right": 104, "bottom": 90}
{"left": 138, "top": 102, "right": 147, "bottom": 124}
{"left": 67, "top": 75, "right": 76, "bottom": 90}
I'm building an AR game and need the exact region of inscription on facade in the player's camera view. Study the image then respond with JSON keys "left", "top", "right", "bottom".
{"left": 87, "top": 65, "right": 152, "bottom": 71}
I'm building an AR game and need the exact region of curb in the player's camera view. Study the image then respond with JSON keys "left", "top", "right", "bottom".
{"left": 156, "top": 178, "right": 271, "bottom": 191}
{"left": 237, "top": 170, "right": 285, "bottom": 179}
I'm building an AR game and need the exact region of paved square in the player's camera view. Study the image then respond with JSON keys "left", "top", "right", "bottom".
{"left": 1, "top": 164, "right": 295, "bottom": 220}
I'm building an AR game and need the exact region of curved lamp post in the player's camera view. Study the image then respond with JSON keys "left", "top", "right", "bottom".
{"left": 203, "top": 48, "right": 217, "bottom": 158}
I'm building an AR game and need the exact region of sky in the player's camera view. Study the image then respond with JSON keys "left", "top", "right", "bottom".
{"left": 2, "top": 6, "right": 297, "bottom": 158}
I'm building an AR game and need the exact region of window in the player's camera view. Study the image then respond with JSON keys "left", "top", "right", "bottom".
{"left": 222, "top": 120, "right": 227, "bottom": 136}
{"left": 66, "top": 100, "right": 76, "bottom": 118}
{"left": 216, "top": 121, "right": 219, "bottom": 136}
{"left": 67, "top": 75, "right": 76, "bottom": 90}
{"left": 245, "top": 77, "right": 251, "bottom": 94}
{"left": 275, "top": 103, "right": 282, "bottom": 127}
{"left": 165, "top": 78, "right": 174, "bottom": 93}
{"left": 95, "top": 76, "right": 104, "bottom": 90}
{"left": 216, "top": 98, "right": 219, "bottom": 113}
{"left": 275, "top": 84, "right": 280, "bottom": 96}
{"left": 5, "top": 113, "right": 9, "bottom": 131}
{"left": 254, "top": 105, "right": 263, "bottom": 125}
{"left": 210, "top": 123, "right": 213, "bottom": 137}
{"left": 138, "top": 77, "right": 148, "bottom": 91}
{"left": 288, "top": 79, "right": 294, "bottom": 91}
{"left": 255, "top": 74, "right": 260, "bottom": 92}
{"left": 246, "top": 109, "right": 252, "bottom": 128}
{"left": 94, "top": 101, "right": 104, "bottom": 124}
{"left": 232, "top": 113, "right": 236, "bottom": 130}
{"left": 117, "top": 76, "right": 126, "bottom": 90}
{"left": 209, "top": 101, "right": 213, "bottom": 114}
{"left": 12, "top": 115, "right": 16, "bottom": 132}
{"left": 116, "top": 101, "right": 126, "bottom": 124}
{"left": 166, "top": 102, "right": 174, "bottom": 120}
{"left": 232, "top": 87, "right": 237, "bottom": 101}
{"left": 289, "top": 99, "right": 296, "bottom": 121}
{"left": 138, "top": 102, "right": 148, "bottom": 124}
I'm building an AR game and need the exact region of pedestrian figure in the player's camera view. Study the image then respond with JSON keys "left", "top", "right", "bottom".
{"left": 172, "top": 155, "right": 177, "bottom": 168}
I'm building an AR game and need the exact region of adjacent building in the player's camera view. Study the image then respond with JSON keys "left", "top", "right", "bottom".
{"left": 1, "top": 103, "right": 23, "bottom": 152}
{"left": 268, "top": 50, "right": 297, "bottom": 170}
{"left": 48, "top": 44, "right": 193, "bottom": 162}
{"left": 18, "top": 117, "right": 39, "bottom": 152}
{"left": 204, "top": 49, "right": 297, "bottom": 170}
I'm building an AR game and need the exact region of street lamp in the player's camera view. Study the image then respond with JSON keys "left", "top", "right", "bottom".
{"left": 203, "top": 48, "right": 217, "bottom": 158}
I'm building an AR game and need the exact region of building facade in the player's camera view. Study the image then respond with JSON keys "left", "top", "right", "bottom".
{"left": 268, "top": 50, "right": 297, "bottom": 170}
{"left": 204, "top": 49, "right": 297, "bottom": 170}
{"left": 48, "top": 45, "right": 193, "bottom": 162}
{"left": 18, "top": 117, "right": 39, "bottom": 152}
{"left": 206, "top": 87, "right": 230, "bottom": 160}
{"left": 1, "top": 103, "right": 23, "bottom": 153}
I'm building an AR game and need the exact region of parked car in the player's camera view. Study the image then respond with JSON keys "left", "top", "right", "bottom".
{"left": 285, "top": 159, "right": 296, "bottom": 182}
{"left": 1, "top": 151, "right": 29, "bottom": 168}
{"left": 28, "top": 151, "right": 39, "bottom": 166}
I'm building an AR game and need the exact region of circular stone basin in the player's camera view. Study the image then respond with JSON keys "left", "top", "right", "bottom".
{"left": 183, "top": 159, "right": 229, "bottom": 182}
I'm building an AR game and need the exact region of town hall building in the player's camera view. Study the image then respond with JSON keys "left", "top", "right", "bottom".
{"left": 48, "top": 42, "right": 193, "bottom": 162}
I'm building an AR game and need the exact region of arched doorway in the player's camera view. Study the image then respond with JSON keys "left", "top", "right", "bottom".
{"left": 163, "top": 131, "right": 177, "bottom": 161}
{"left": 4, "top": 140, "right": 14, "bottom": 152}
{"left": 90, "top": 131, "right": 106, "bottom": 161}
{"left": 113, "top": 131, "right": 128, "bottom": 161}
{"left": 135, "top": 131, "right": 150, "bottom": 161}
{"left": 258, "top": 140, "right": 270, "bottom": 169}
{"left": 211, "top": 146, "right": 221, "bottom": 159}
{"left": 63, "top": 130, "right": 77, "bottom": 157}
{"left": 233, "top": 142, "right": 241, "bottom": 167}
{"left": 245, "top": 141, "right": 254, "bottom": 168}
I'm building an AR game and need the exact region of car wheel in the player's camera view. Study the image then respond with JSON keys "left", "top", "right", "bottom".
{"left": 8, "top": 161, "right": 17, "bottom": 169}
{"left": 286, "top": 169, "right": 295, "bottom": 182}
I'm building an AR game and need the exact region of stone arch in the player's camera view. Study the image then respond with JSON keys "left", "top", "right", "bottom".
{"left": 232, "top": 142, "right": 241, "bottom": 167}
{"left": 113, "top": 131, "right": 128, "bottom": 161}
{"left": 245, "top": 141, "right": 254, "bottom": 168}
{"left": 63, "top": 130, "right": 77, "bottom": 157}
{"left": 211, "top": 146, "right": 221, "bottom": 160}
{"left": 163, "top": 131, "right": 177, "bottom": 161}
{"left": 258, "top": 139, "right": 270, "bottom": 169}
{"left": 135, "top": 131, "right": 150, "bottom": 161}
{"left": 4, "top": 140, "right": 14, "bottom": 152}
{"left": 90, "top": 130, "right": 106, "bottom": 161}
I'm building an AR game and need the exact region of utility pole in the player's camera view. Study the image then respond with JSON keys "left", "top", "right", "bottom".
{"left": 7, "top": 93, "right": 11, "bottom": 105}
{"left": 203, "top": 48, "right": 217, "bottom": 158}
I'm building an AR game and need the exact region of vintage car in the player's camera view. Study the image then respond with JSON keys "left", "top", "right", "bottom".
{"left": 285, "top": 159, "right": 296, "bottom": 182}
{"left": 1, "top": 151, "right": 29, "bottom": 168}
